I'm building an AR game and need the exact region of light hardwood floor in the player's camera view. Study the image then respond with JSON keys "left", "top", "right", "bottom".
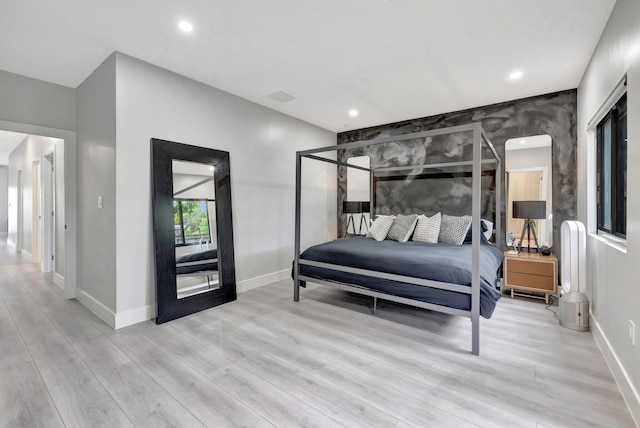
{"left": 0, "top": 238, "right": 635, "bottom": 428}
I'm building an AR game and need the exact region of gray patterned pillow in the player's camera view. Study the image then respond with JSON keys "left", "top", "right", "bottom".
{"left": 412, "top": 212, "right": 441, "bottom": 243}
{"left": 438, "top": 214, "right": 472, "bottom": 245}
{"left": 366, "top": 215, "right": 394, "bottom": 241}
{"left": 387, "top": 214, "right": 419, "bottom": 242}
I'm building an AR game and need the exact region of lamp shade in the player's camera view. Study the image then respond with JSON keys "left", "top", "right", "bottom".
{"left": 512, "top": 200, "right": 546, "bottom": 220}
{"left": 343, "top": 201, "right": 370, "bottom": 214}
{"left": 343, "top": 201, "right": 362, "bottom": 214}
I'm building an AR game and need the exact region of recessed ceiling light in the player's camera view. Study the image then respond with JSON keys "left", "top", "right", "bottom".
{"left": 339, "top": 123, "right": 348, "bottom": 129}
{"left": 520, "top": 140, "right": 527, "bottom": 144}
{"left": 209, "top": 166, "right": 215, "bottom": 171}
{"left": 349, "top": 109, "right": 359, "bottom": 117}
{"left": 178, "top": 21, "right": 193, "bottom": 33}
{"left": 509, "top": 70, "right": 523, "bottom": 80}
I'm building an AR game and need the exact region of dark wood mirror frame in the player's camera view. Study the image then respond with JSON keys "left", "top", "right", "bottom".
{"left": 151, "top": 138, "right": 236, "bottom": 324}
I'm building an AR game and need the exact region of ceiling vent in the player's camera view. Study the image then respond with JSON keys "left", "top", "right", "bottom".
{"left": 267, "top": 90, "right": 298, "bottom": 103}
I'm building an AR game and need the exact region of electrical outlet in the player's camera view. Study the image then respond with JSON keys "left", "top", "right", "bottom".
{"left": 98, "top": 196, "right": 103, "bottom": 209}
{"left": 630, "top": 321, "right": 636, "bottom": 346}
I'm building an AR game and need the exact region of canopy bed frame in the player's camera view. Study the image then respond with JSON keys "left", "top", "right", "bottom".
{"left": 293, "top": 122, "right": 501, "bottom": 355}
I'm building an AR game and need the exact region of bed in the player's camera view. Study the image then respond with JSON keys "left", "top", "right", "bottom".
{"left": 176, "top": 249, "right": 218, "bottom": 275}
{"left": 298, "top": 237, "right": 503, "bottom": 318}
{"left": 293, "top": 122, "right": 501, "bottom": 355}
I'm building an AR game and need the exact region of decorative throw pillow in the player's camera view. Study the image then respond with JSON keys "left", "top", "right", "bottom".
{"left": 366, "top": 215, "right": 394, "bottom": 241}
{"left": 481, "top": 219, "right": 493, "bottom": 240}
{"left": 463, "top": 222, "right": 490, "bottom": 245}
{"left": 438, "top": 214, "right": 472, "bottom": 245}
{"left": 412, "top": 212, "right": 441, "bottom": 243}
{"left": 387, "top": 214, "right": 419, "bottom": 242}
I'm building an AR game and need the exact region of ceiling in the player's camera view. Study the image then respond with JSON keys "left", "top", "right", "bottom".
{"left": 0, "top": 1, "right": 616, "bottom": 133}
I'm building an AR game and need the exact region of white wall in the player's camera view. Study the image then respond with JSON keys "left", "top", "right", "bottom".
{"left": 75, "top": 54, "right": 117, "bottom": 313}
{"left": 577, "top": 0, "right": 640, "bottom": 423}
{"left": 0, "top": 70, "right": 76, "bottom": 131}
{"left": 72, "top": 52, "right": 336, "bottom": 326}
{"left": 0, "top": 165, "right": 8, "bottom": 235}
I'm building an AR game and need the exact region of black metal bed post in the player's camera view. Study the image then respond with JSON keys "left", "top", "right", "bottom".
{"left": 369, "top": 167, "right": 375, "bottom": 223}
{"left": 480, "top": 128, "right": 501, "bottom": 251}
{"left": 471, "top": 123, "right": 482, "bottom": 356}
{"left": 294, "top": 152, "right": 302, "bottom": 302}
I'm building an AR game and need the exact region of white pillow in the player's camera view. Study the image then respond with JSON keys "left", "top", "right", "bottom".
{"left": 366, "top": 215, "right": 394, "bottom": 241}
{"left": 387, "top": 214, "right": 419, "bottom": 242}
{"left": 438, "top": 214, "right": 472, "bottom": 245}
{"left": 413, "top": 212, "right": 441, "bottom": 243}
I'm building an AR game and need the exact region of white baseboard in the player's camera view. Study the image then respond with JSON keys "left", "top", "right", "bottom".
{"left": 54, "top": 272, "right": 64, "bottom": 290}
{"left": 81, "top": 269, "right": 290, "bottom": 330}
{"left": 115, "top": 304, "right": 156, "bottom": 329}
{"left": 75, "top": 289, "right": 116, "bottom": 328}
{"left": 22, "top": 249, "right": 32, "bottom": 259}
{"left": 7, "top": 239, "right": 16, "bottom": 249}
{"left": 237, "top": 268, "right": 289, "bottom": 293}
{"left": 592, "top": 315, "right": 640, "bottom": 427}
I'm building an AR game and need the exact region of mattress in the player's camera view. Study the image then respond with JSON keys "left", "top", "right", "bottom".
{"left": 296, "top": 237, "right": 503, "bottom": 318}
{"left": 176, "top": 249, "right": 218, "bottom": 275}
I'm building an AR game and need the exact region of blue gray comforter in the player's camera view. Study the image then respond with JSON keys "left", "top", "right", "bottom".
{"left": 296, "top": 237, "right": 503, "bottom": 318}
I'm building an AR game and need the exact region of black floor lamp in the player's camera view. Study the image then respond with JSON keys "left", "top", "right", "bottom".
{"left": 513, "top": 200, "right": 546, "bottom": 253}
{"left": 343, "top": 201, "right": 371, "bottom": 236}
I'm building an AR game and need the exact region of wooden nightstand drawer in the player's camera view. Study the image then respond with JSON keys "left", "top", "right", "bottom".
{"left": 507, "top": 259, "right": 554, "bottom": 277}
{"left": 506, "top": 272, "right": 555, "bottom": 291}
{"left": 503, "top": 252, "right": 558, "bottom": 303}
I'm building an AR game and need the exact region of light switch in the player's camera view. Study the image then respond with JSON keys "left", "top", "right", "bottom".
{"left": 98, "top": 196, "right": 103, "bottom": 209}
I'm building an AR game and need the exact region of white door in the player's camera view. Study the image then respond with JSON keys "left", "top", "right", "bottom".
{"left": 42, "top": 151, "right": 55, "bottom": 272}
{"left": 32, "top": 160, "right": 42, "bottom": 264}
{"left": 16, "top": 170, "right": 23, "bottom": 252}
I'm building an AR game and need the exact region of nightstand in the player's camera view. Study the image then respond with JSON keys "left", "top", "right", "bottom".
{"left": 503, "top": 251, "right": 558, "bottom": 304}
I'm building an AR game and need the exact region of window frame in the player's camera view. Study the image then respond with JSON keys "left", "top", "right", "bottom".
{"left": 596, "top": 92, "right": 627, "bottom": 239}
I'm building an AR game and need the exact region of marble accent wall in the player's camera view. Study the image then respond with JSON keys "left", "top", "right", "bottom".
{"left": 337, "top": 90, "right": 577, "bottom": 259}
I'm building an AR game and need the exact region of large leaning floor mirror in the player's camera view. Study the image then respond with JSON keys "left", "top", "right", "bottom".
{"left": 505, "top": 134, "right": 553, "bottom": 253}
{"left": 152, "top": 138, "right": 236, "bottom": 324}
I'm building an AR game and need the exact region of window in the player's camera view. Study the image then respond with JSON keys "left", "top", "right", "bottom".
{"left": 174, "top": 199, "right": 212, "bottom": 246}
{"left": 597, "top": 93, "right": 627, "bottom": 238}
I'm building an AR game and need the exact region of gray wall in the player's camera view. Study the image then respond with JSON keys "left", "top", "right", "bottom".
{"left": 577, "top": 0, "right": 640, "bottom": 421}
{"left": 0, "top": 69, "right": 76, "bottom": 131}
{"left": 337, "top": 90, "right": 577, "bottom": 259}
{"left": 114, "top": 52, "right": 336, "bottom": 317}
{"left": 76, "top": 54, "right": 117, "bottom": 312}
{"left": 0, "top": 165, "right": 7, "bottom": 234}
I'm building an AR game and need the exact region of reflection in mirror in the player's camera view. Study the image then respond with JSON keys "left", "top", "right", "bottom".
{"left": 346, "top": 156, "right": 371, "bottom": 236}
{"left": 505, "top": 135, "right": 553, "bottom": 252}
{"left": 172, "top": 160, "right": 219, "bottom": 299}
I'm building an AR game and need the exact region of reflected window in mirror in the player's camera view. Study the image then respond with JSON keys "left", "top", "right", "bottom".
{"left": 505, "top": 135, "right": 553, "bottom": 252}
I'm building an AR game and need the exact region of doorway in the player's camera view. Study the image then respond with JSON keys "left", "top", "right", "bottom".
{"left": 42, "top": 150, "right": 55, "bottom": 273}
{"left": 16, "top": 170, "right": 23, "bottom": 252}
{"left": 32, "top": 160, "right": 42, "bottom": 264}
